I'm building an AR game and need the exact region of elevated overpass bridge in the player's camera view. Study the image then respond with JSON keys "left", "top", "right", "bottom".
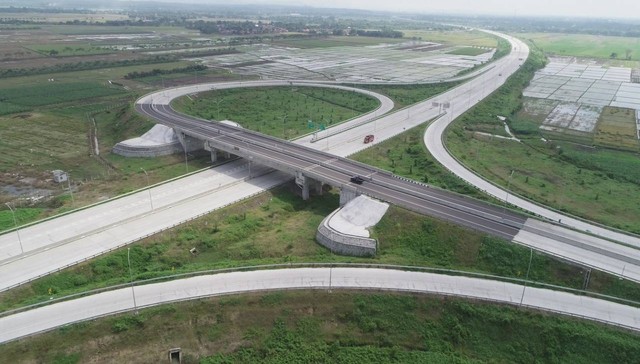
{"left": 136, "top": 102, "right": 527, "bottom": 241}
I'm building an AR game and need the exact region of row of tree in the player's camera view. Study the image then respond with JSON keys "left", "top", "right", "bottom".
{"left": 124, "top": 64, "right": 207, "bottom": 79}
{"left": 0, "top": 55, "right": 176, "bottom": 79}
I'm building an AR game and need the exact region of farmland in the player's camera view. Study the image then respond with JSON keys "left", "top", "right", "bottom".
{"left": 447, "top": 46, "right": 491, "bottom": 56}
{"left": 0, "top": 82, "right": 124, "bottom": 112}
{"left": 595, "top": 107, "right": 639, "bottom": 151}
{"left": 446, "top": 43, "right": 640, "bottom": 233}
{"left": 522, "top": 32, "right": 640, "bottom": 66}
{"left": 272, "top": 36, "right": 407, "bottom": 48}
{"left": 402, "top": 29, "right": 498, "bottom": 47}
{"left": 24, "top": 44, "right": 113, "bottom": 57}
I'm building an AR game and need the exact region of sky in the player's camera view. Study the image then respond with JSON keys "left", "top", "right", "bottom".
{"left": 218, "top": 0, "right": 639, "bottom": 19}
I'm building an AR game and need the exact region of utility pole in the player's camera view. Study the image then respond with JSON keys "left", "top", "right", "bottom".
{"left": 128, "top": 247, "right": 139, "bottom": 314}
{"left": 505, "top": 170, "right": 515, "bottom": 208}
{"left": 519, "top": 247, "right": 534, "bottom": 308}
{"left": 184, "top": 134, "right": 189, "bottom": 173}
{"left": 282, "top": 114, "right": 288, "bottom": 139}
{"left": 67, "top": 173, "right": 75, "bottom": 207}
{"left": 140, "top": 167, "right": 153, "bottom": 211}
{"left": 5, "top": 202, "right": 24, "bottom": 254}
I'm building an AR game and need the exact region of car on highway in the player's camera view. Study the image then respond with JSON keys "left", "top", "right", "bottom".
{"left": 363, "top": 134, "right": 375, "bottom": 143}
{"left": 350, "top": 176, "right": 364, "bottom": 184}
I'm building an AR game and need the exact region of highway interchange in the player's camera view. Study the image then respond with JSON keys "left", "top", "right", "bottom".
{"left": 1, "top": 28, "right": 640, "bottom": 342}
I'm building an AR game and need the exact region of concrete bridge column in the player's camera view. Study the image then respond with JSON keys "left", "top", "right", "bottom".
{"left": 295, "top": 171, "right": 311, "bottom": 200}
{"left": 174, "top": 129, "right": 204, "bottom": 152}
{"left": 204, "top": 141, "right": 218, "bottom": 163}
{"left": 315, "top": 180, "right": 324, "bottom": 196}
{"left": 302, "top": 181, "right": 310, "bottom": 200}
{"left": 340, "top": 186, "right": 359, "bottom": 206}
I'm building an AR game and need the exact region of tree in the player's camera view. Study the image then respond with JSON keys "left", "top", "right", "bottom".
{"left": 610, "top": 52, "right": 618, "bottom": 59}
{"left": 625, "top": 49, "right": 633, "bottom": 60}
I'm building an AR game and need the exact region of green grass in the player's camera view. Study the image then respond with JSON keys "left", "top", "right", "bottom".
{"left": 0, "top": 207, "right": 44, "bottom": 231}
{"left": 401, "top": 29, "right": 498, "bottom": 48}
{"left": 24, "top": 44, "right": 113, "bottom": 57}
{"left": 522, "top": 32, "right": 640, "bottom": 61}
{"left": 447, "top": 47, "right": 491, "bottom": 56}
{"left": 0, "top": 82, "right": 125, "bottom": 112}
{"left": 173, "top": 86, "right": 380, "bottom": 139}
{"left": 271, "top": 36, "right": 406, "bottom": 48}
{"left": 351, "top": 123, "right": 486, "bottom": 198}
{"left": 0, "top": 61, "right": 192, "bottom": 90}
{"left": 2, "top": 291, "right": 639, "bottom": 363}
{"left": 0, "top": 102, "right": 213, "bottom": 228}
{"left": 359, "top": 81, "right": 460, "bottom": 109}
{"left": 4, "top": 180, "right": 639, "bottom": 312}
{"left": 445, "top": 41, "right": 640, "bottom": 233}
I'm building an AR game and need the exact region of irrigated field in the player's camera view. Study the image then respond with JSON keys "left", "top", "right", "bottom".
{"left": 595, "top": 106, "right": 639, "bottom": 151}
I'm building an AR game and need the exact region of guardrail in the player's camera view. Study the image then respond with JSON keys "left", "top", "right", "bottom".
{"left": 431, "top": 50, "right": 640, "bottom": 246}
{"left": 2, "top": 262, "right": 639, "bottom": 321}
{"left": 0, "top": 172, "right": 291, "bottom": 293}
{"left": 0, "top": 161, "right": 233, "bottom": 237}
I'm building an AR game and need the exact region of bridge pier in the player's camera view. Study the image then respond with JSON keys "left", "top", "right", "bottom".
{"left": 296, "top": 171, "right": 322, "bottom": 201}
{"left": 204, "top": 140, "right": 218, "bottom": 163}
{"left": 175, "top": 129, "right": 204, "bottom": 153}
{"left": 340, "top": 186, "right": 359, "bottom": 206}
{"left": 315, "top": 181, "right": 324, "bottom": 196}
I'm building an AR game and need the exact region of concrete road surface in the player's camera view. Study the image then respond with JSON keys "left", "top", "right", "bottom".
{"left": 1, "top": 28, "right": 639, "bottom": 293}
{"left": 1, "top": 268, "right": 638, "bottom": 344}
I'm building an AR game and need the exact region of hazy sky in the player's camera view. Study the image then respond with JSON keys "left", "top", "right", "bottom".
{"left": 232, "top": 0, "right": 639, "bottom": 19}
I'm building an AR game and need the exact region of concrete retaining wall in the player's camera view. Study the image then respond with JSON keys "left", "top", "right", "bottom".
{"left": 111, "top": 142, "right": 183, "bottom": 158}
{"left": 315, "top": 210, "right": 377, "bottom": 257}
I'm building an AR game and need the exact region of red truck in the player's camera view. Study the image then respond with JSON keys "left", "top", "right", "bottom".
{"left": 363, "top": 134, "right": 375, "bottom": 143}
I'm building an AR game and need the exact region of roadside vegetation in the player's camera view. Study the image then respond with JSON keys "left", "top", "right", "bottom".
{"left": 4, "top": 133, "right": 640, "bottom": 310}
{"left": 447, "top": 47, "right": 491, "bottom": 56}
{"left": 1, "top": 291, "right": 639, "bottom": 363}
{"left": 2, "top": 16, "right": 639, "bottom": 359}
{"left": 360, "top": 82, "right": 460, "bottom": 109}
{"left": 445, "top": 41, "right": 640, "bottom": 233}
{"left": 401, "top": 29, "right": 498, "bottom": 48}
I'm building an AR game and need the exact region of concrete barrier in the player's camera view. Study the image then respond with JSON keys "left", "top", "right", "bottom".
{"left": 315, "top": 209, "right": 377, "bottom": 257}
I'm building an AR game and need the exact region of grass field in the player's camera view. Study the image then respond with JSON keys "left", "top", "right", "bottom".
{"left": 0, "top": 12, "right": 128, "bottom": 23}
{"left": 445, "top": 42, "right": 640, "bottom": 233}
{"left": 2, "top": 291, "right": 639, "bottom": 363}
{"left": 4, "top": 151, "right": 639, "bottom": 311}
{"left": 447, "top": 47, "right": 491, "bottom": 56}
{"left": 360, "top": 82, "right": 460, "bottom": 109}
{"left": 0, "top": 82, "right": 125, "bottom": 113}
{"left": 271, "top": 36, "right": 406, "bottom": 48}
{"left": 173, "top": 86, "right": 380, "bottom": 139}
{"left": 522, "top": 32, "right": 640, "bottom": 62}
{"left": 595, "top": 106, "right": 639, "bottom": 151}
{"left": 24, "top": 44, "right": 113, "bottom": 57}
{"left": 401, "top": 29, "right": 498, "bottom": 48}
